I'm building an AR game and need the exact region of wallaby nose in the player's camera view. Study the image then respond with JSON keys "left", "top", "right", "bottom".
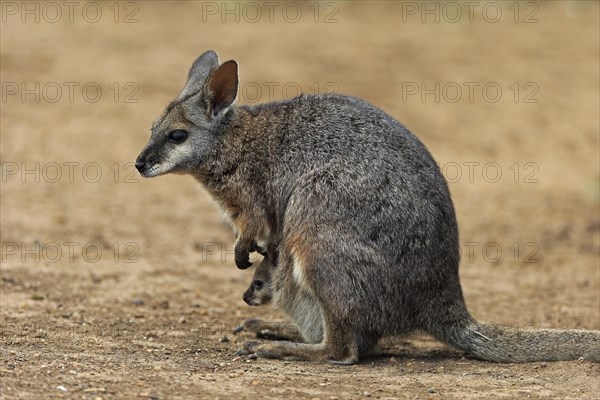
{"left": 135, "top": 159, "right": 146, "bottom": 173}
{"left": 243, "top": 290, "right": 252, "bottom": 305}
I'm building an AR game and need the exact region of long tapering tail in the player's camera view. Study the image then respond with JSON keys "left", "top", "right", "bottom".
{"left": 433, "top": 319, "right": 600, "bottom": 362}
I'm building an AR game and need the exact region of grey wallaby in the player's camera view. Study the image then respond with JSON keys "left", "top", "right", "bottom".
{"left": 136, "top": 50, "right": 600, "bottom": 364}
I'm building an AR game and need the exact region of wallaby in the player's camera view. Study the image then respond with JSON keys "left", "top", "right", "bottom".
{"left": 136, "top": 50, "right": 600, "bottom": 364}
{"left": 242, "top": 258, "right": 272, "bottom": 307}
{"left": 239, "top": 254, "right": 305, "bottom": 344}
{"left": 242, "top": 244, "right": 278, "bottom": 307}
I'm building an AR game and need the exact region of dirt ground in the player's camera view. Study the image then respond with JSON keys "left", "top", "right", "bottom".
{"left": 1, "top": 1, "right": 599, "bottom": 399}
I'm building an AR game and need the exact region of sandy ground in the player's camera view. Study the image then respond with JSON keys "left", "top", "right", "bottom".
{"left": 1, "top": 1, "right": 599, "bottom": 399}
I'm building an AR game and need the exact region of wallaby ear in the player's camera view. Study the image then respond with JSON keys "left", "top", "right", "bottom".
{"left": 177, "top": 50, "right": 220, "bottom": 100}
{"left": 204, "top": 60, "right": 238, "bottom": 116}
{"left": 188, "top": 50, "right": 219, "bottom": 81}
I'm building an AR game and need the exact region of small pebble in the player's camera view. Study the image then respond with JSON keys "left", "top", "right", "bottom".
{"left": 56, "top": 385, "right": 68, "bottom": 392}
{"left": 428, "top": 387, "right": 435, "bottom": 394}
{"left": 158, "top": 301, "right": 169, "bottom": 309}
{"left": 219, "top": 335, "right": 229, "bottom": 343}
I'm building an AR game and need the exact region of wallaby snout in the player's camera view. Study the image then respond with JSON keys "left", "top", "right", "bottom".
{"left": 134, "top": 159, "right": 145, "bottom": 173}
{"left": 242, "top": 287, "right": 254, "bottom": 306}
{"left": 243, "top": 279, "right": 270, "bottom": 306}
{"left": 135, "top": 143, "right": 159, "bottom": 177}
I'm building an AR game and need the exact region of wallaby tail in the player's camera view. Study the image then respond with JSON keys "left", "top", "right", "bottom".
{"left": 432, "top": 318, "right": 600, "bottom": 362}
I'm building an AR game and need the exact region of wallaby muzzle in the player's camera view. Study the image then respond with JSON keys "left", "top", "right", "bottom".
{"left": 135, "top": 142, "right": 161, "bottom": 177}
{"left": 243, "top": 288, "right": 255, "bottom": 306}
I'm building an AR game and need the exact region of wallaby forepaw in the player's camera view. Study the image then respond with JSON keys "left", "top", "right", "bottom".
{"left": 235, "top": 252, "right": 253, "bottom": 269}
{"left": 234, "top": 319, "right": 284, "bottom": 340}
{"left": 233, "top": 319, "right": 265, "bottom": 336}
{"left": 256, "top": 329, "right": 281, "bottom": 340}
{"left": 242, "top": 318, "right": 264, "bottom": 332}
{"left": 234, "top": 245, "right": 253, "bottom": 269}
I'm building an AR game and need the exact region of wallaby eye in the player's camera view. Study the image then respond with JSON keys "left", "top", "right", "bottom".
{"left": 167, "top": 129, "right": 188, "bottom": 144}
{"left": 253, "top": 280, "right": 264, "bottom": 290}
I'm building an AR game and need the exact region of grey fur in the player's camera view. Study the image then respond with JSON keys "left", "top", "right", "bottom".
{"left": 136, "top": 51, "right": 600, "bottom": 364}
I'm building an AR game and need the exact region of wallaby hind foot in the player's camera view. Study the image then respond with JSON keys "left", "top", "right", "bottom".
{"left": 242, "top": 305, "right": 360, "bottom": 364}
{"left": 240, "top": 329, "right": 359, "bottom": 365}
{"left": 234, "top": 310, "right": 359, "bottom": 364}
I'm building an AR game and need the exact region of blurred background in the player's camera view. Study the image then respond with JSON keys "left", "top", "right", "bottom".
{"left": 1, "top": 1, "right": 599, "bottom": 398}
